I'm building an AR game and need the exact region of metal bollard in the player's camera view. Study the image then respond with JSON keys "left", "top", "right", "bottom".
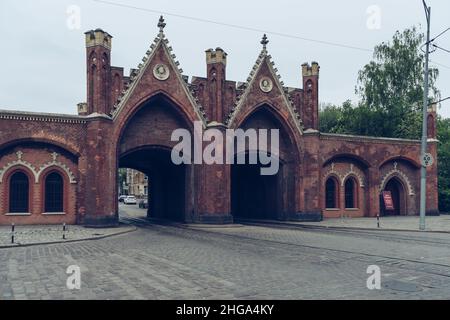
{"left": 377, "top": 213, "right": 380, "bottom": 228}
{"left": 11, "top": 223, "right": 15, "bottom": 244}
{"left": 63, "top": 223, "right": 66, "bottom": 240}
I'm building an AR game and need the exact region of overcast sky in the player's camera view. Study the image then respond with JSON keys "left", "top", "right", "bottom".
{"left": 0, "top": 0, "right": 449, "bottom": 118}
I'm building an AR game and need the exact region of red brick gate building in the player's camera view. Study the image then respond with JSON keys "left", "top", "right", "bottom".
{"left": 0, "top": 17, "right": 439, "bottom": 226}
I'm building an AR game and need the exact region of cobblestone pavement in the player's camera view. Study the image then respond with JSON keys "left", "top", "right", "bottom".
{"left": 291, "top": 215, "right": 450, "bottom": 232}
{"left": 0, "top": 224, "right": 135, "bottom": 248}
{"left": 0, "top": 205, "right": 450, "bottom": 299}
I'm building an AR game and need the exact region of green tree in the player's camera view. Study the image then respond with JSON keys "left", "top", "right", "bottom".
{"left": 437, "top": 117, "right": 450, "bottom": 213}
{"left": 319, "top": 103, "right": 344, "bottom": 133}
{"left": 319, "top": 26, "right": 449, "bottom": 213}
{"left": 356, "top": 26, "right": 439, "bottom": 139}
{"left": 320, "top": 100, "right": 385, "bottom": 136}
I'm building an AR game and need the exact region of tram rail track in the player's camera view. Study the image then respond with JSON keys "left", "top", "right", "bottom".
{"left": 120, "top": 216, "right": 450, "bottom": 280}
{"left": 236, "top": 219, "right": 450, "bottom": 247}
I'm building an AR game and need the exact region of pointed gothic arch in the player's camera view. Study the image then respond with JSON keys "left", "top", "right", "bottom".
{"left": 115, "top": 92, "right": 194, "bottom": 222}
{"left": 231, "top": 102, "right": 302, "bottom": 161}
{"left": 381, "top": 176, "right": 408, "bottom": 216}
{"left": 230, "top": 103, "right": 300, "bottom": 221}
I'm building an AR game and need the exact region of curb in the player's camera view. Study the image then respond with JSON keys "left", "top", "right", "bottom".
{"left": 237, "top": 219, "right": 450, "bottom": 234}
{"left": 128, "top": 217, "right": 244, "bottom": 229}
{"left": 0, "top": 226, "right": 137, "bottom": 249}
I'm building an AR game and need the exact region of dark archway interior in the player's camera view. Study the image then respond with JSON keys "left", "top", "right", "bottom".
{"left": 230, "top": 106, "right": 296, "bottom": 221}
{"left": 120, "top": 148, "right": 186, "bottom": 222}
{"left": 231, "top": 153, "right": 281, "bottom": 220}
{"left": 382, "top": 178, "right": 405, "bottom": 216}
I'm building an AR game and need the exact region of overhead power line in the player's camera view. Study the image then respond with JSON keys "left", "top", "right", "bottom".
{"left": 92, "top": 0, "right": 372, "bottom": 52}
{"left": 429, "top": 59, "right": 450, "bottom": 69}
{"left": 430, "top": 27, "right": 450, "bottom": 42}
{"left": 433, "top": 44, "right": 450, "bottom": 54}
{"left": 434, "top": 96, "right": 450, "bottom": 105}
{"left": 91, "top": 0, "right": 450, "bottom": 70}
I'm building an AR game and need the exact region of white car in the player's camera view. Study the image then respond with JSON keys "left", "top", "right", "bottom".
{"left": 123, "top": 196, "right": 137, "bottom": 205}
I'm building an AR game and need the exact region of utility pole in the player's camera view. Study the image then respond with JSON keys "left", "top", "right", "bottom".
{"left": 419, "top": 0, "right": 431, "bottom": 231}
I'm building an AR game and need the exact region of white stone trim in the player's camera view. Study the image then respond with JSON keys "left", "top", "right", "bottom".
{"left": 341, "top": 164, "right": 365, "bottom": 187}
{"left": 0, "top": 110, "right": 87, "bottom": 124}
{"left": 323, "top": 163, "right": 365, "bottom": 188}
{"left": 0, "top": 151, "right": 37, "bottom": 183}
{"left": 379, "top": 162, "right": 415, "bottom": 196}
{"left": 42, "top": 212, "right": 66, "bottom": 215}
{"left": 5, "top": 212, "right": 31, "bottom": 216}
{"left": 320, "top": 132, "right": 420, "bottom": 145}
{"left": 0, "top": 151, "right": 77, "bottom": 184}
{"left": 323, "top": 162, "right": 343, "bottom": 184}
{"left": 36, "top": 152, "right": 77, "bottom": 184}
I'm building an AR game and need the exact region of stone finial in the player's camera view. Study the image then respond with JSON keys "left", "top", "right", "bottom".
{"left": 158, "top": 15, "right": 166, "bottom": 35}
{"left": 261, "top": 34, "right": 269, "bottom": 50}
{"left": 16, "top": 150, "right": 23, "bottom": 160}
{"left": 51, "top": 152, "right": 59, "bottom": 162}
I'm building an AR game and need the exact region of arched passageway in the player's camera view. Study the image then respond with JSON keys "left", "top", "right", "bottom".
{"left": 382, "top": 177, "right": 406, "bottom": 216}
{"left": 120, "top": 148, "right": 186, "bottom": 221}
{"left": 117, "top": 94, "right": 194, "bottom": 223}
{"left": 230, "top": 106, "right": 298, "bottom": 221}
{"left": 231, "top": 153, "right": 281, "bottom": 220}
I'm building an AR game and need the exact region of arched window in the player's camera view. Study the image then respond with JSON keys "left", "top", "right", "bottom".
{"left": 45, "top": 172, "right": 64, "bottom": 212}
{"left": 9, "top": 171, "right": 29, "bottom": 213}
{"left": 345, "top": 178, "right": 357, "bottom": 209}
{"left": 325, "top": 177, "right": 338, "bottom": 209}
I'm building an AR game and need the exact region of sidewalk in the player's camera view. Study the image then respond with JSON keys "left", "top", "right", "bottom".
{"left": 263, "top": 215, "right": 450, "bottom": 233}
{"left": 0, "top": 224, "right": 136, "bottom": 248}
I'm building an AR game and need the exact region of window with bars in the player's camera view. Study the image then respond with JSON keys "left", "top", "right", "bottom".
{"left": 9, "top": 171, "right": 29, "bottom": 213}
{"left": 345, "top": 178, "right": 357, "bottom": 209}
{"left": 325, "top": 177, "right": 338, "bottom": 209}
{"left": 45, "top": 172, "right": 64, "bottom": 212}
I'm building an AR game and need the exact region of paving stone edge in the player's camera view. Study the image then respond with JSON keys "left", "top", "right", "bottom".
{"left": 0, "top": 226, "right": 137, "bottom": 249}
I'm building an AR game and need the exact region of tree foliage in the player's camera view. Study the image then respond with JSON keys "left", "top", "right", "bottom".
{"left": 356, "top": 26, "right": 439, "bottom": 139}
{"left": 319, "top": 26, "right": 449, "bottom": 212}
{"left": 437, "top": 117, "right": 450, "bottom": 212}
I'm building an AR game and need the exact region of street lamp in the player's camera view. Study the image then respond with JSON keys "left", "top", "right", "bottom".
{"left": 419, "top": 0, "right": 431, "bottom": 231}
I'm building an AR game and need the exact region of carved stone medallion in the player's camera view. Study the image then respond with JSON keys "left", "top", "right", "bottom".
{"left": 259, "top": 77, "right": 273, "bottom": 93}
{"left": 153, "top": 63, "right": 170, "bottom": 80}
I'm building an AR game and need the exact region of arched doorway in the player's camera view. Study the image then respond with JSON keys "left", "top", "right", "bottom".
{"left": 231, "top": 152, "right": 281, "bottom": 220}
{"left": 230, "top": 106, "right": 298, "bottom": 221}
{"left": 117, "top": 94, "right": 193, "bottom": 222}
{"left": 382, "top": 177, "right": 406, "bottom": 216}
{"left": 119, "top": 147, "right": 186, "bottom": 221}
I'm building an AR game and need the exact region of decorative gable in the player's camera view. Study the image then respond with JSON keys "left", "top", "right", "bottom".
{"left": 226, "top": 34, "right": 303, "bottom": 133}
{"left": 110, "top": 16, "right": 206, "bottom": 125}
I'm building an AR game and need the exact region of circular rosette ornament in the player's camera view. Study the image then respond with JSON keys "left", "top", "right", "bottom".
{"left": 259, "top": 77, "right": 273, "bottom": 93}
{"left": 153, "top": 63, "right": 170, "bottom": 81}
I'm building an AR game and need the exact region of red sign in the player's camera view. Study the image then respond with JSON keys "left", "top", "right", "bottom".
{"left": 382, "top": 191, "right": 395, "bottom": 210}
